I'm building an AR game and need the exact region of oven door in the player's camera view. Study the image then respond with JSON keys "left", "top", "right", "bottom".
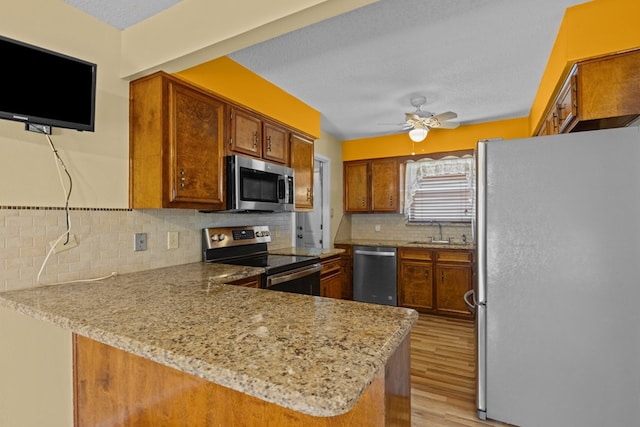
{"left": 264, "top": 263, "right": 322, "bottom": 296}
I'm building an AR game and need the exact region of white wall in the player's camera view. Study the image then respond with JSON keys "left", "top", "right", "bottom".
{"left": 0, "top": 1, "right": 128, "bottom": 208}
{"left": 313, "top": 131, "right": 344, "bottom": 244}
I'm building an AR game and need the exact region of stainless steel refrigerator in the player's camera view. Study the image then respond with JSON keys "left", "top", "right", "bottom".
{"left": 471, "top": 126, "right": 640, "bottom": 426}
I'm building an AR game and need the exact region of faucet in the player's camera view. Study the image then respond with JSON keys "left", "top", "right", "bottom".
{"left": 431, "top": 221, "right": 443, "bottom": 242}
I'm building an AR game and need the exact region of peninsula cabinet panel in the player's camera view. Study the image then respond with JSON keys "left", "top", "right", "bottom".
{"left": 129, "top": 71, "right": 226, "bottom": 210}
{"left": 290, "top": 133, "right": 315, "bottom": 211}
{"left": 73, "top": 333, "right": 410, "bottom": 426}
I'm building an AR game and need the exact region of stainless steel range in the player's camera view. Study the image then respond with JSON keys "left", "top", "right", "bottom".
{"left": 202, "top": 225, "right": 321, "bottom": 295}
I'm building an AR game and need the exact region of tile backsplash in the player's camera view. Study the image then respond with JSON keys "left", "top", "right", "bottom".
{"left": 0, "top": 208, "right": 294, "bottom": 292}
{"left": 336, "top": 214, "right": 474, "bottom": 244}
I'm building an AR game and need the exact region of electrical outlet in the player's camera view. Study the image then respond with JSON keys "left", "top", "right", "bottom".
{"left": 134, "top": 233, "right": 147, "bottom": 251}
{"left": 49, "top": 234, "right": 78, "bottom": 254}
{"left": 375, "top": 224, "right": 381, "bottom": 232}
{"left": 167, "top": 231, "right": 179, "bottom": 249}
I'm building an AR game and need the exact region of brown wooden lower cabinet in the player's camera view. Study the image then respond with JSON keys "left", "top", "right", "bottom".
{"left": 226, "top": 275, "right": 261, "bottom": 288}
{"left": 73, "top": 333, "right": 411, "bottom": 426}
{"left": 320, "top": 255, "right": 343, "bottom": 299}
{"left": 398, "top": 247, "right": 474, "bottom": 319}
{"left": 334, "top": 244, "right": 353, "bottom": 300}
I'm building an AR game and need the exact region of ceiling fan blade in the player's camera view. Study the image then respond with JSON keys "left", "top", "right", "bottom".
{"left": 405, "top": 113, "right": 420, "bottom": 121}
{"left": 431, "top": 111, "right": 457, "bottom": 121}
{"left": 436, "top": 121, "right": 460, "bottom": 129}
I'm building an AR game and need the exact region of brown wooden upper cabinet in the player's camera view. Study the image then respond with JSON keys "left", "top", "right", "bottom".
{"left": 535, "top": 49, "right": 640, "bottom": 136}
{"left": 228, "top": 108, "right": 289, "bottom": 165}
{"left": 263, "top": 121, "right": 289, "bottom": 165}
{"left": 229, "top": 107, "right": 262, "bottom": 158}
{"left": 344, "top": 158, "right": 400, "bottom": 213}
{"left": 129, "top": 71, "right": 226, "bottom": 210}
{"left": 289, "top": 133, "right": 314, "bottom": 210}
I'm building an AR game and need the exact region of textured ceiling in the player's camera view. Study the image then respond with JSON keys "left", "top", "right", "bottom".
{"left": 65, "top": 0, "right": 587, "bottom": 140}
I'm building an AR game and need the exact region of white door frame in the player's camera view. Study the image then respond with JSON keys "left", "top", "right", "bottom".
{"left": 295, "top": 153, "right": 331, "bottom": 249}
{"left": 316, "top": 153, "right": 331, "bottom": 249}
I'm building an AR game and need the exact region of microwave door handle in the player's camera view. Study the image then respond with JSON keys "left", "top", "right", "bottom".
{"left": 277, "top": 176, "right": 286, "bottom": 202}
{"left": 281, "top": 175, "right": 292, "bottom": 203}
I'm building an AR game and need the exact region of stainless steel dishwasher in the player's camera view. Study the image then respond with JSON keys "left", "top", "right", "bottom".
{"left": 353, "top": 246, "right": 397, "bottom": 306}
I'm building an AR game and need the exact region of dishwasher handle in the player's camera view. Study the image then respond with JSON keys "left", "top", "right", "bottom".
{"left": 354, "top": 250, "right": 396, "bottom": 257}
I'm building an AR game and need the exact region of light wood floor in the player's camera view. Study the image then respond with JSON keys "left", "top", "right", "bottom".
{"left": 410, "top": 314, "right": 510, "bottom": 427}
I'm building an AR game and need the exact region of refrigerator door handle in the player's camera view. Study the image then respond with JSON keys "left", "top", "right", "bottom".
{"left": 464, "top": 289, "right": 476, "bottom": 311}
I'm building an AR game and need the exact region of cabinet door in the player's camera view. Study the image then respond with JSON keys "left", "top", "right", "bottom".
{"left": 398, "top": 260, "right": 434, "bottom": 311}
{"left": 344, "top": 161, "right": 370, "bottom": 212}
{"left": 230, "top": 108, "right": 262, "bottom": 158}
{"left": 169, "top": 81, "right": 226, "bottom": 208}
{"left": 262, "top": 121, "right": 288, "bottom": 164}
{"left": 320, "top": 256, "right": 343, "bottom": 299}
{"left": 370, "top": 159, "right": 399, "bottom": 213}
{"left": 434, "top": 263, "right": 472, "bottom": 318}
{"left": 556, "top": 70, "right": 578, "bottom": 133}
{"left": 289, "top": 133, "right": 314, "bottom": 210}
{"left": 334, "top": 244, "right": 353, "bottom": 300}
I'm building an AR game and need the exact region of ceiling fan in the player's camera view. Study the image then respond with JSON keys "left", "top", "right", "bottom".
{"left": 402, "top": 96, "right": 459, "bottom": 142}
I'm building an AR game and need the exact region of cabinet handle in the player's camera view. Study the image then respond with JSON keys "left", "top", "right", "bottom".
{"left": 424, "top": 271, "right": 429, "bottom": 280}
{"left": 267, "top": 136, "right": 272, "bottom": 152}
{"left": 180, "top": 168, "right": 186, "bottom": 189}
{"left": 253, "top": 132, "right": 258, "bottom": 148}
{"left": 441, "top": 271, "right": 445, "bottom": 283}
{"left": 389, "top": 195, "right": 393, "bottom": 206}
{"left": 361, "top": 197, "right": 365, "bottom": 207}
{"left": 307, "top": 187, "right": 312, "bottom": 201}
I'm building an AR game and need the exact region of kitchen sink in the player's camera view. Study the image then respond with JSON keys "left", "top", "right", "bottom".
{"left": 408, "top": 240, "right": 451, "bottom": 244}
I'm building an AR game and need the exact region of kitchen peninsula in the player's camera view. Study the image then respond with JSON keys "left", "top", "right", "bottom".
{"left": 0, "top": 262, "right": 417, "bottom": 426}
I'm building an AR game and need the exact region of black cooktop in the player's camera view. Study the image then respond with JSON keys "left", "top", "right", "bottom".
{"left": 218, "top": 253, "right": 319, "bottom": 275}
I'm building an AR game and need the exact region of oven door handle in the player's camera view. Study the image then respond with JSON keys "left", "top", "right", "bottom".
{"left": 266, "top": 263, "right": 322, "bottom": 288}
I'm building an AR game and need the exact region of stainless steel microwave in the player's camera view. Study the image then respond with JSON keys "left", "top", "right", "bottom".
{"left": 226, "top": 155, "right": 295, "bottom": 212}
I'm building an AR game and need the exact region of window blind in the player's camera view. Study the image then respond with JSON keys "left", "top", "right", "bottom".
{"left": 405, "top": 156, "right": 475, "bottom": 223}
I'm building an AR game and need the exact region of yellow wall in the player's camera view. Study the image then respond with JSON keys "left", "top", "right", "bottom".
{"left": 342, "top": 117, "right": 529, "bottom": 161}
{"left": 344, "top": 0, "right": 640, "bottom": 161}
{"left": 177, "top": 57, "right": 321, "bottom": 138}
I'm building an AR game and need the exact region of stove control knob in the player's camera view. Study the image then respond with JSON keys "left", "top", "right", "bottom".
{"left": 217, "top": 233, "right": 226, "bottom": 241}
{"left": 264, "top": 231, "right": 271, "bottom": 237}
{"left": 210, "top": 234, "right": 218, "bottom": 242}
{"left": 255, "top": 231, "right": 262, "bottom": 237}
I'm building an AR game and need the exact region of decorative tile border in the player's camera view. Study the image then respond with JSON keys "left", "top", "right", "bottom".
{"left": 0, "top": 206, "right": 131, "bottom": 211}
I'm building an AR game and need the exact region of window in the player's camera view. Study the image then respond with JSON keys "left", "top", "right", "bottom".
{"left": 404, "top": 156, "right": 475, "bottom": 223}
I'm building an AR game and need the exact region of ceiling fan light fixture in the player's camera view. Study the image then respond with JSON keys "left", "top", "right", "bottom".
{"left": 409, "top": 127, "right": 428, "bottom": 142}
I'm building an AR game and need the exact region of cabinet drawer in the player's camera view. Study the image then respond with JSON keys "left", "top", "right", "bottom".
{"left": 399, "top": 247, "right": 433, "bottom": 261}
{"left": 321, "top": 257, "right": 342, "bottom": 276}
{"left": 436, "top": 250, "right": 473, "bottom": 263}
{"left": 226, "top": 275, "right": 261, "bottom": 288}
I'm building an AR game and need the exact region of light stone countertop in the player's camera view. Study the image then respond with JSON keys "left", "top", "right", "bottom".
{"left": 269, "top": 246, "right": 345, "bottom": 258}
{"left": 335, "top": 238, "right": 476, "bottom": 250}
{"left": 0, "top": 262, "right": 417, "bottom": 417}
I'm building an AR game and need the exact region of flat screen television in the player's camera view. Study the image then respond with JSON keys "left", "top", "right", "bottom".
{"left": 0, "top": 35, "right": 97, "bottom": 132}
